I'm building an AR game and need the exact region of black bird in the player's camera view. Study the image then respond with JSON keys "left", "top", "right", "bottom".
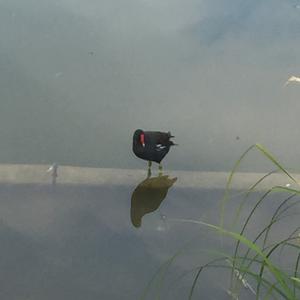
{"left": 132, "top": 129, "right": 176, "bottom": 175}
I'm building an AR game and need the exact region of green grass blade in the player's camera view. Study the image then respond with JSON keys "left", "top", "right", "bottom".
{"left": 220, "top": 145, "right": 255, "bottom": 228}
{"left": 293, "top": 253, "right": 300, "bottom": 296}
{"left": 173, "top": 218, "right": 296, "bottom": 299}
{"left": 255, "top": 144, "right": 298, "bottom": 184}
{"left": 263, "top": 282, "right": 280, "bottom": 300}
{"left": 291, "top": 277, "right": 300, "bottom": 283}
{"left": 231, "top": 169, "right": 279, "bottom": 228}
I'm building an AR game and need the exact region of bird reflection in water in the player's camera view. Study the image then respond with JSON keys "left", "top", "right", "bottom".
{"left": 130, "top": 174, "right": 177, "bottom": 228}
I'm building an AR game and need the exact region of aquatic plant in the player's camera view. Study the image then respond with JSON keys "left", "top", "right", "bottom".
{"left": 141, "top": 144, "right": 300, "bottom": 300}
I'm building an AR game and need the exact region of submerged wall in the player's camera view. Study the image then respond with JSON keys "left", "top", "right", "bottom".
{"left": 0, "top": 164, "right": 298, "bottom": 190}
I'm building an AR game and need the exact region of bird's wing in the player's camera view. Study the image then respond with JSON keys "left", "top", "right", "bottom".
{"left": 159, "top": 132, "right": 173, "bottom": 145}
{"left": 155, "top": 144, "right": 167, "bottom": 151}
{"left": 145, "top": 131, "right": 168, "bottom": 144}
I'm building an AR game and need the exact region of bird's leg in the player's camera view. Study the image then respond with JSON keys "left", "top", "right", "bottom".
{"left": 147, "top": 161, "right": 152, "bottom": 178}
{"left": 158, "top": 164, "right": 163, "bottom": 176}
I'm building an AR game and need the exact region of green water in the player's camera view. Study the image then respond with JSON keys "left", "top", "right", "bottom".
{"left": 1, "top": 0, "right": 300, "bottom": 171}
{"left": 0, "top": 174, "right": 298, "bottom": 299}
{"left": 1, "top": 1, "right": 300, "bottom": 298}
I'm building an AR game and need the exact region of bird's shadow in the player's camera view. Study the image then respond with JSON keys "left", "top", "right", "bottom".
{"left": 130, "top": 174, "right": 177, "bottom": 228}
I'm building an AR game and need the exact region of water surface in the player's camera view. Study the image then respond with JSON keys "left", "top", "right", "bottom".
{"left": 1, "top": 0, "right": 300, "bottom": 171}
{"left": 0, "top": 171, "right": 298, "bottom": 299}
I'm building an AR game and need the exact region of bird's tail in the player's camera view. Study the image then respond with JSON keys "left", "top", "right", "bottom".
{"left": 168, "top": 131, "right": 175, "bottom": 138}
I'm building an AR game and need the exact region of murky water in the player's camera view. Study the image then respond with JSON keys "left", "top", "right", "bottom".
{"left": 0, "top": 171, "right": 298, "bottom": 299}
{"left": 1, "top": 0, "right": 300, "bottom": 298}
{"left": 1, "top": 0, "right": 300, "bottom": 171}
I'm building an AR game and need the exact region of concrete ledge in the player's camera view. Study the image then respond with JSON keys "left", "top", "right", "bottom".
{"left": 0, "top": 164, "right": 298, "bottom": 191}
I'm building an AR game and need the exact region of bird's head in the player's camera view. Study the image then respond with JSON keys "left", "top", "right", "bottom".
{"left": 133, "top": 129, "right": 145, "bottom": 147}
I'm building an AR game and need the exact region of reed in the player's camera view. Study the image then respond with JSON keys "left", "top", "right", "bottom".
{"left": 141, "top": 144, "right": 300, "bottom": 300}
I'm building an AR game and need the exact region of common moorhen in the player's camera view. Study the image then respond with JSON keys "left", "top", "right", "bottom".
{"left": 132, "top": 129, "right": 176, "bottom": 175}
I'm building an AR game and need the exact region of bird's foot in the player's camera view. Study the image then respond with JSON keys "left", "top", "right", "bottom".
{"left": 147, "top": 168, "right": 152, "bottom": 178}
{"left": 158, "top": 164, "right": 163, "bottom": 176}
{"left": 147, "top": 161, "right": 152, "bottom": 178}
